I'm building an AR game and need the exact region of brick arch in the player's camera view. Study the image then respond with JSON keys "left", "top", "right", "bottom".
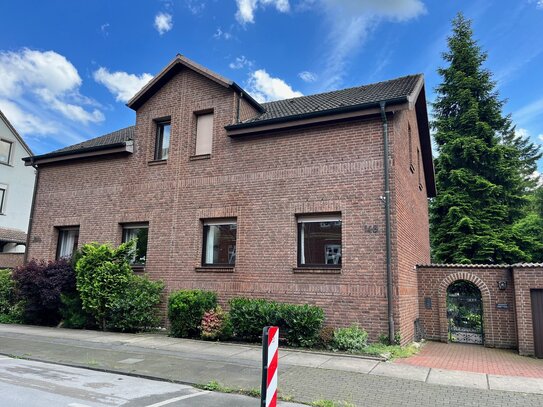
{"left": 437, "top": 271, "right": 494, "bottom": 344}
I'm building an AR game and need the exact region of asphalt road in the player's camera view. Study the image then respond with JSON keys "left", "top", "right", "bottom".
{"left": 0, "top": 356, "right": 302, "bottom": 407}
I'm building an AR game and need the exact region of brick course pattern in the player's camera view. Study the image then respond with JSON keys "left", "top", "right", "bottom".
{"left": 26, "top": 67, "right": 431, "bottom": 342}
{"left": 0, "top": 253, "right": 24, "bottom": 269}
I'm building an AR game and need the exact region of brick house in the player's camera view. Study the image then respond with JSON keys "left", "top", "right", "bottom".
{"left": 23, "top": 54, "right": 435, "bottom": 344}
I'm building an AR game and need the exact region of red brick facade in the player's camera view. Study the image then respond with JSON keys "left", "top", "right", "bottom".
{"left": 417, "top": 265, "right": 543, "bottom": 356}
{"left": 0, "top": 252, "right": 24, "bottom": 269}
{"left": 26, "top": 62, "right": 432, "bottom": 342}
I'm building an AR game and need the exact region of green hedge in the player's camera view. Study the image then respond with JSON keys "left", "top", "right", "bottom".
{"left": 168, "top": 289, "right": 217, "bottom": 338}
{"left": 0, "top": 269, "right": 22, "bottom": 324}
{"left": 228, "top": 297, "right": 324, "bottom": 347}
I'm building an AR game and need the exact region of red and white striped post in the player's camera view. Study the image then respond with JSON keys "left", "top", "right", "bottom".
{"left": 261, "top": 326, "right": 279, "bottom": 407}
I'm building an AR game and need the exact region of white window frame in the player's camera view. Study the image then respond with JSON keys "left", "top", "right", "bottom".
{"left": 0, "top": 139, "right": 13, "bottom": 165}
{"left": 297, "top": 214, "right": 342, "bottom": 267}
{"left": 0, "top": 184, "right": 7, "bottom": 214}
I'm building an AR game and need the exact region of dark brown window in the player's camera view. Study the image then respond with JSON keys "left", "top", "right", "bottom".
{"left": 298, "top": 214, "right": 342, "bottom": 267}
{"left": 0, "top": 185, "right": 6, "bottom": 213}
{"left": 0, "top": 139, "right": 12, "bottom": 165}
{"left": 202, "top": 219, "right": 237, "bottom": 266}
{"left": 154, "top": 120, "right": 171, "bottom": 160}
{"left": 56, "top": 227, "right": 79, "bottom": 259}
{"left": 122, "top": 223, "right": 149, "bottom": 265}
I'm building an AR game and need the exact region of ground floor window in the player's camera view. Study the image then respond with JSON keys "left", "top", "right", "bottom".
{"left": 56, "top": 227, "right": 79, "bottom": 259}
{"left": 202, "top": 219, "right": 237, "bottom": 266}
{"left": 298, "top": 214, "right": 342, "bottom": 267}
{"left": 122, "top": 223, "right": 149, "bottom": 265}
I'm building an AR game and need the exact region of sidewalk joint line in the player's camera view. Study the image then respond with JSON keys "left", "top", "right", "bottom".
{"left": 367, "top": 361, "right": 380, "bottom": 374}
{"left": 425, "top": 368, "right": 431, "bottom": 383}
{"left": 486, "top": 373, "right": 490, "bottom": 390}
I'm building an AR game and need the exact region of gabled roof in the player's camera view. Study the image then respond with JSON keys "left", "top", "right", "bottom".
{"left": 127, "top": 54, "right": 264, "bottom": 113}
{"left": 22, "top": 126, "right": 134, "bottom": 165}
{"left": 0, "top": 109, "right": 33, "bottom": 156}
{"left": 237, "top": 74, "right": 423, "bottom": 127}
{"left": 0, "top": 227, "right": 27, "bottom": 245}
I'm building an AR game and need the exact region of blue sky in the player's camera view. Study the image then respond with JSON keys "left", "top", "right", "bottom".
{"left": 1, "top": 0, "right": 542, "bottom": 175}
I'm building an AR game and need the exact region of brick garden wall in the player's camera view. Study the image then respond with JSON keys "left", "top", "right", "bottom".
{"left": 512, "top": 267, "right": 543, "bottom": 356}
{"left": 26, "top": 67, "right": 431, "bottom": 341}
{"left": 417, "top": 265, "right": 517, "bottom": 349}
{"left": 0, "top": 253, "right": 24, "bottom": 269}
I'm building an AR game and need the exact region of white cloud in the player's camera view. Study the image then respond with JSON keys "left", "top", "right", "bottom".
{"left": 298, "top": 71, "right": 317, "bottom": 83}
{"left": 316, "top": 0, "right": 426, "bottom": 90}
{"left": 100, "top": 23, "right": 110, "bottom": 36}
{"left": 229, "top": 56, "right": 253, "bottom": 70}
{"left": 537, "top": 0, "right": 543, "bottom": 10}
{"left": 0, "top": 48, "right": 103, "bottom": 126}
{"left": 246, "top": 69, "right": 303, "bottom": 102}
{"left": 235, "top": 0, "right": 290, "bottom": 24}
{"left": 93, "top": 67, "right": 154, "bottom": 103}
{"left": 538, "top": 134, "right": 543, "bottom": 142}
{"left": 0, "top": 98, "right": 58, "bottom": 135}
{"left": 214, "top": 27, "right": 232, "bottom": 40}
{"left": 185, "top": 0, "right": 205, "bottom": 14}
{"left": 154, "top": 12, "right": 173, "bottom": 35}
{"left": 530, "top": 171, "right": 542, "bottom": 187}
{"left": 514, "top": 97, "right": 543, "bottom": 124}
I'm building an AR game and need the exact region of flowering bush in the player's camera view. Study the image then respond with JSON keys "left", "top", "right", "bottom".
{"left": 200, "top": 306, "right": 232, "bottom": 341}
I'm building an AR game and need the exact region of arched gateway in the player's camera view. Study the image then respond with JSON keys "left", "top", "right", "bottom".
{"left": 446, "top": 281, "right": 483, "bottom": 344}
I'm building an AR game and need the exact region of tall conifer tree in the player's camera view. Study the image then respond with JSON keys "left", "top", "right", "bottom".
{"left": 430, "top": 13, "right": 538, "bottom": 263}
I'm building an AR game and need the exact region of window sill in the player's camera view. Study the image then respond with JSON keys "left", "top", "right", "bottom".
{"left": 293, "top": 267, "right": 341, "bottom": 274}
{"left": 148, "top": 159, "right": 167, "bottom": 166}
{"left": 189, "top": 154, "right": 211, "bottom": 161}
{"left": 195, "top": 266, "right": 234, "bottom": 273}
{"left": 131, "top": 264, "right": 146, "bottom": 273}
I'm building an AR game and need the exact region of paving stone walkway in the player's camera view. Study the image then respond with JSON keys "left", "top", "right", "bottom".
{"left": 397, "top": 341, "right": 543, "bottom": 378}
{"left": 2, "top": 325, "right": 543, "bottom": 406}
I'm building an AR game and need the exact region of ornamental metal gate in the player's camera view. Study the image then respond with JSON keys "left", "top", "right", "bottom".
{"left": 447, "top": 281, "right": 483, "bottom": 345}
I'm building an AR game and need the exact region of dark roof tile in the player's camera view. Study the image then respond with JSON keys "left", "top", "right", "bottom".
{"left": 0, "top": 227, "right": 27, "bottom": 244}
{"left": 51, "top": 126, "right": 135, "bottom": 154}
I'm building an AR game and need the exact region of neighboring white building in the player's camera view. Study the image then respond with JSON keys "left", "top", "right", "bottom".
{"left": 0, "top": 110, "right": 35, "bottom": 254}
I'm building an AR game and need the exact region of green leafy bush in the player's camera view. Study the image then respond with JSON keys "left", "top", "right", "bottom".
{"left": 0, "top": 269, "right": 23, "bottom": 324}
{"left": 75, "top": 242, "right": 134, "bottom": 330}
{"left": 332, "top": 325, "right": 368, "bottom": 352}
{"left": 168, "top": 289, "right": 217, "bottom": 338}
{"left": 108, "top": 275, "right": 164, "bottom": 332}
{"left": 199, "top": 306, "right": 232, "bottom": 340}
{"left": 228, "top": 298, "right": 281, "bottom": 342}
{"left": 316, "top": 326, "right": 335, "bottom": 349}
{"left": 229, "top": 297, "right": 324, "bottom": 346}
{"left": 280, "top": 303, "right": 324, "bottom": 347}
{"left": 60, "top": 292, "right": 96, "bottom": 329}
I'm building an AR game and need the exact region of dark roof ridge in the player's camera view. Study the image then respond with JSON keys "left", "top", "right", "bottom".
{"left": 261, "top": 73, "right": 424, "bottom": 107}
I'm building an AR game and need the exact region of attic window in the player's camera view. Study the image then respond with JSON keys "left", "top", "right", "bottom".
{"left": 0, "top": 139, "right": 12, "bottom": 165}
{"left": 195, "top": 112, "right": 214, "bottom": 156}
{"left": 154, "top": 120, "right": 171, "bottom": 160}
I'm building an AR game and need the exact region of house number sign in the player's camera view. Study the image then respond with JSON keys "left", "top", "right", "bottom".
{"left": 364, "top": 225, "right": 379, "bottom": 233}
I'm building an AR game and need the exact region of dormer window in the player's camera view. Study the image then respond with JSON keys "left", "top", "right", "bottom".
{"left": 154, "top": 120, "right": 171, "bottom": 160}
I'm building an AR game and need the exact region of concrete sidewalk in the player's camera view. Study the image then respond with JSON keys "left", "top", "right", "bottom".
{"left": 1, "top": 324, "right": 543, "bottom": 406}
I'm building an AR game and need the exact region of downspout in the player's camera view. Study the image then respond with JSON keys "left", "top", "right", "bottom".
{"left": 380, "top": 101, "right": 395, "bottom": 345}
{"left": 23, "top": 159, "right": 39, "bottom": 264}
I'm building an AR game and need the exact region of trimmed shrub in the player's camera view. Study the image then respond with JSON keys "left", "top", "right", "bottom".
{"left": 229, "top": 298, "right": 324, "bottom": 347}
{"left": 75, "top": 242, "right": 134, "bottom": 330}
{"left": 108, "top": 275, "right": 164, "bottom": 332}
{"left": 200, "top": 306, "right": 232, "bottom": 341}
{"left": 317, "top": 326, "right": 336, "bottom": 349}
{"left": 228, "top": 298, "right": 281, "bottom": 342}
{"left": 0, "top": 269, "right": 23, "bottom": 324}
{"left": 332, "top": 324, "right": 368, "bottom": 353}
{"left": 168, "top": 289, "right": 217, "bottom": 338}
{"left": 12, "top": 259, "right": 76, "bottom": 326}
{"left": 280, "top": 303, "right": 324, "bottom": 347}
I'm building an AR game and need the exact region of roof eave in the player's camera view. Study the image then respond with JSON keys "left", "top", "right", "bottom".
{"left": 126, "top": 55, "right": 264, "bottom": 113}
{"left": 0, "top": 109, "right": 33, "bottom": 155}
{"left": 23, "top": 141, "right": 133, "bottom": 166}
{"left": 225, "top": 96, "right": 409, "bottom": 134}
